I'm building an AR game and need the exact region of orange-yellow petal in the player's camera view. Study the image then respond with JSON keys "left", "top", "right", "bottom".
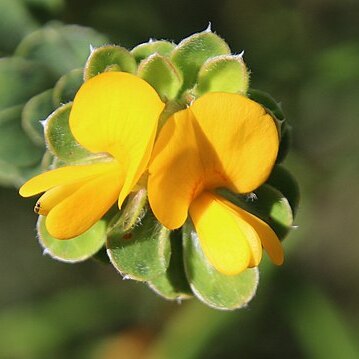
{"left": 148, "top": 92, "right": 279, "bottom": 230}
{"left": 35, "top": 181, "right": 86, "bottom": 215}
{"left": 224, "top": 199, "right": 284, "bottom": 265}
{"left": 19, "top": 161, "right": 120, "bottom": 198}
{"left": 189, "top": 191, "right": 261, "bottom": 275}
{"left": 46, "top": 168, "right": 124, "bottom": 239}
{"left": 69, "top": 72, "right": 165, "bottom": 206}
{"left": 190, "top": 92, "right": 279, "bottom": 193}
{"left": 148, "top": 108, "right": 204, "bottom": 229}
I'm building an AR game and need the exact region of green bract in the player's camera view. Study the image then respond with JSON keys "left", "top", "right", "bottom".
{"left": 131, "top": 40, "right": 175, "bottom": 63}
{"left": 84, "top": 45, "right": 137, "bottom": 81}
{"left": 194, "top": 54, "right": 249, "bottom": 96}
{"left": 7, "top": 26, "right": 299, "bottom": 310}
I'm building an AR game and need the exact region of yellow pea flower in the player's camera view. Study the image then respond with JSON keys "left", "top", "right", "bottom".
{"left": 148, "top": 92, "right": 284, "bottom": 275}
{"left": 20, "top": 72, "right": 164, "bottom": 239}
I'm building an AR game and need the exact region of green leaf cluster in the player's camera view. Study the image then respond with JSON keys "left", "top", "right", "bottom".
{"left": 0, "top": 24, "right": 299, "bottom": 310}
{"left": 0, "top": 22, "right": 108, "bottom": 187}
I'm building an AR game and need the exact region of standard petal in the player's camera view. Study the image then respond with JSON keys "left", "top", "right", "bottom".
{"left": 69, "top": 72, "right": 165, "bottom": 205}
{"left": 189, "top": 191, "right": 255, "bottom": 275}
{"left": 46, "top": 169, "right": 123, "bottom": 239}
{"left": 224, "top": 198, "right": 284, "bottom": 265}
{"left": 190, "top": 92, "right": 279, "bottom": 193}
{"left": 148, "top": 108, "right": 204, "bottom": 229}
{"left": 19, "top": 161, "right": 120, "bottom": 197}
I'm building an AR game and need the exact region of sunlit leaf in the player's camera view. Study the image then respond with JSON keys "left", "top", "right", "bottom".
{"left": 107, "top": 209, "right": 171, "bottom": 281}
{"left": 37, "top": 215, "right": 107, "bottom": 262}
{"left": 183, "top": 223, "right": 259, "bottom": 310}
{"left": 148, "top": 230, "right": 192, "bottom": 300}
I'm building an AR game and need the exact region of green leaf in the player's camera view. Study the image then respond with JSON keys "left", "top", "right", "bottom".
{"left": 0, "top": 159, "right": 23, "bottom": 187}
{"left": 37, "top": 216, "right": 107, "bottom": 262}
{"left": 22, "top": 89, "right": 54, "bottom": 146}
{"left": 137, "top": 54, "right": 182, "bottom": 101}
{"left": 23, "top": 0, "right": 65, "bottom": 13}
{"left": 183, "top": 223, "right": 259, "bottom": 310}
{"left": 16, "top": 22, "right": 108, "bottom": 77}
{"left": 107, "top": 208, "right": 171, "bottom": 281}
{"left": 0, "top": 105, "right": 43, "bottom": 167}
{"left": 267, "top": 165, "right": 300, "bottom": 216}
{"left": 195, "top": 55, "right": 249, "bottom": 96}
{"left": 131, "top": 40, "right": 175, "bottom": 63}
{"left": 52, "top": 69, "right": 83, "bottom": 107}
{"left": 44, "top": 103, "right": 96, "bottom": 163}
{"left": 0, "top": 0, "right": 38, "bottom": 53}
{"left": 148, "top": 230, "right": 192, "bottom": 300}
{"left": 248, "top": 88, "right": 285, "bottom": 121}
{"left": 0, "top": 57, "right": 52, "bottom": 111}
{"left": 171, "top": 29, "right": 231, "bottom": 91}
{"left": 84, "top": 45, "right": 137, "bottom": 81}
{"left": 248, "top": 89, "right": 291, "bottom": 163}
{"left": 248, "top": 88, "right": 290, "bottom": 162}
{"left": 218, "top": 184, "right": 293, "bottom": 240}
{"left": 276, "top": 123, "right": 291, "bottom": 163}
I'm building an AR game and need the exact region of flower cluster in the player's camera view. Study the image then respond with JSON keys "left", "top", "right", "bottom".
{"left": 20, "top": 29, "right": 298, "bottom": 309}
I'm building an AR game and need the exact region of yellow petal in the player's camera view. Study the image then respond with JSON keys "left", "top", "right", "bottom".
{"left": 34, "top": 181, "right": 85, "bottom": 215}
{"left": 224, "top": 199, "right": 284, "bottom": 265}
{"left": 148, "top": 92, "right": 279, "bottom": 229}
{"left": 189, "top": 191, "right": 256, "bottom": 275}
{"left": 190, "top": 92, "right": 279, "bottom": 193}
{"left": 19, "top": 161, "right": 120, "bottom": 197}
{"left": 46, "top": 169, "right": 123, "bottom": 239}
{"left": 148, "top": 109, "right": 204, "bottom": 229}
{"left": 69, "top": 72, "right": 164, "bottom": 206}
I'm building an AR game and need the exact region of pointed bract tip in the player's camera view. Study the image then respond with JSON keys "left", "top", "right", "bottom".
{"left": 205, "top": 22, "right": 212, "bottom": 33}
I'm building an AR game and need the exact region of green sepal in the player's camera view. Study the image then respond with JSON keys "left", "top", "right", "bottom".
{"left": 107, "top": 206, "right": 171, "bottom": 281}
{"left": 22, "top": 89, "right": 55, "bottom": 146}
{"left": 15, "top": 22, "right": 107, "bottom": 77}
{"left": 218, "top": 184, "right": 293, "bottom": 240}
{"left": 0, "top": 57, "right": 52, "bottom": 111}
{"left": 148, "top": 230, "right": 192, "bottom": 300}
{"left": 267, "top": 165, "right": 300, "bottom": 216}
{"left": 183, "top": 222, "right": 259, "bottom": 310}
{"left": 84, "top": 45, "right": 137, "bottom": 81}
{"left": 44, "top": 103, "right": 97, "bottom": 163}
{"left": 137, "top": 54, "right": 182, "bottom": 101}
{"left": 37, "top": 216, "right": 107, "bottom": 263}
{"left": 52, "top": 69, "right": 83, "bottom": 107}
{"left": 194, "top": 55, "right": 249, "bottom": 96}
{"left": 171, "top": 29, "right": 231, "bottom": 91}
{"left": 131, "top": 40, "right": 175, "bottom": 63}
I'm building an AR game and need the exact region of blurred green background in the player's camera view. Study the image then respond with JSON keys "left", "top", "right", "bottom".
{"left": 1, "top": 0, "right": 358, "bottom": 358}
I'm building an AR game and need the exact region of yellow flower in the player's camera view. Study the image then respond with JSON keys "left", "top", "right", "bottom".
{"left": 19, "top": 72, "right": 164, "bottom": 239}
{"left": 148, "top": 92, "right": 284, "bottom": 275}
